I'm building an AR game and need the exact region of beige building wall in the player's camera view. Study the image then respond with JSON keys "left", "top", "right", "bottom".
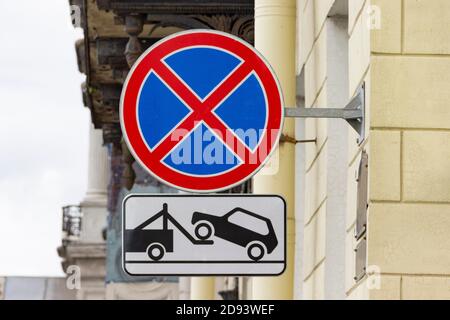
{"left": 366, "top": 0, "right": 450, "bottom": 299}
{"left": 297, "top": 0, "right": 450, "bottom": 300}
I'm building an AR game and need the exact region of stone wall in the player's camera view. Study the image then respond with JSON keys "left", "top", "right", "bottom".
{"left": 296, "top": 0, "right": 450, "bottom": 300}
{"left": 365, "top": 0, "right": 450, "bottom": 299}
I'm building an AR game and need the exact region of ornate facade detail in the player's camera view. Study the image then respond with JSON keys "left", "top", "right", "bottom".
{"left": 196, "top": 15, "right": 254, "bottom": 44}
{"left": 124, "top": 14, "right": 144, "bottom": 68}
{"left": 146, "top": 14, "right": 254, "bottom": 44}
{"left": 97, "top": 0, "right": 253, "bottom": 15}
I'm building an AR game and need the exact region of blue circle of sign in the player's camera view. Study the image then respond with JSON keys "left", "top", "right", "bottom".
{"left": 137, "top": 46, "right": 268, "bottom": 177}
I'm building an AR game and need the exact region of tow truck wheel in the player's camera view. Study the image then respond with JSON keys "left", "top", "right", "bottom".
{"left": 147, "top": 243, "right": 165, "bottom": 261}
{"left": 247, "top": 242, "right": 265, "bottom": 261}
{"left": 194, "top": 222, "right": 213, "bottom": 240}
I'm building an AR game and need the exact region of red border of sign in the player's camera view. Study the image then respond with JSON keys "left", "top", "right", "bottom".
{"left": 120, "top": 30, "right": 284, "bottom": 193}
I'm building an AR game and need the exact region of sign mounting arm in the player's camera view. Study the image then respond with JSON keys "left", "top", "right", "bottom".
{"left": 285, "top": 84, "right": 366, "bottom": 144}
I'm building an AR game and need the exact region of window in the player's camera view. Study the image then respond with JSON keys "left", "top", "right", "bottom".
{"left": 227, "top": 211, "right": 269, "bottom": 235}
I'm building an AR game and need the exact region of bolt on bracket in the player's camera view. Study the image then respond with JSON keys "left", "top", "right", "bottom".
{"left": 285, "top": 84, "right": 366, "bottom": 144}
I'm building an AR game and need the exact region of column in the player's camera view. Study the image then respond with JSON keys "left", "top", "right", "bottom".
{"left": 190, "top": 278, "right": 215, "bottom": 300}
{"left": 83, "top": 124, "right": 109, "bottom": 205}
{"left": 80, "top": 123, "right": 109, "bottom": 243}
{"left": 252, "top": 0, "right": 296, "bottom": 300}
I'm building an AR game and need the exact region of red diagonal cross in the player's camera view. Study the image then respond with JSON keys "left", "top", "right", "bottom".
{"left": 150, "top": 59, "right": 255, "bottom": 163}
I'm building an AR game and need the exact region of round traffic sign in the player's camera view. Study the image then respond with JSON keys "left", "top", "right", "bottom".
{"left": 121, "top": 30, "right": 284, "bottom": 193}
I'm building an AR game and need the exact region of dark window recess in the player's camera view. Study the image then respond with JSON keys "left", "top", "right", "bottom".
{"left": 355, "top": 150, "right": 368, "bottom": 240}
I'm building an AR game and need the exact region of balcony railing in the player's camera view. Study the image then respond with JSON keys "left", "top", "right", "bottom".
{"left": 62, "top": 205, "right": 83, "bottom": 240}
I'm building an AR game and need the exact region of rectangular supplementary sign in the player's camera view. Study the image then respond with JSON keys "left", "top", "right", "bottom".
{"left": 122, "top": 194, "right": 286, "bottom": 276}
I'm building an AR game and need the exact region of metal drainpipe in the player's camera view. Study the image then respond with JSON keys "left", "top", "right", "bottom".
{"left": 252, "top": 0, "right": 296, "bottom": 300}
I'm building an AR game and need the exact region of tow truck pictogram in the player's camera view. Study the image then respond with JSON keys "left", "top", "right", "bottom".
{"left": 124, "top": 203, "right": 213, "bottom": 261}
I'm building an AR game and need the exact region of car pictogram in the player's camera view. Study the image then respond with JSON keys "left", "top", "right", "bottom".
{"left": 191, "top": 207, "right": 278, "bottom": 261}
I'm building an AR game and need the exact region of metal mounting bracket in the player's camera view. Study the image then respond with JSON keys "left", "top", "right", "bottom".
{"left": 285, "top": 84, "right": 366, "bottom": 144}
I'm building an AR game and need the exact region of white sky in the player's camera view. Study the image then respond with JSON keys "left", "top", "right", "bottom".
{"left": 0, "top": 1, "right": 89, "bottom": 276}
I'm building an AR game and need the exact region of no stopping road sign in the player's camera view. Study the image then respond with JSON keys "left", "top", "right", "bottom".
{"left": 120, "top": 30, "right": 284, "bottom": 192}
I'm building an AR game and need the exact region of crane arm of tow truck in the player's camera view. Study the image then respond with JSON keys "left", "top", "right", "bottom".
{"left": 134, "top": 208, "right": 165, "bottom": 230}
